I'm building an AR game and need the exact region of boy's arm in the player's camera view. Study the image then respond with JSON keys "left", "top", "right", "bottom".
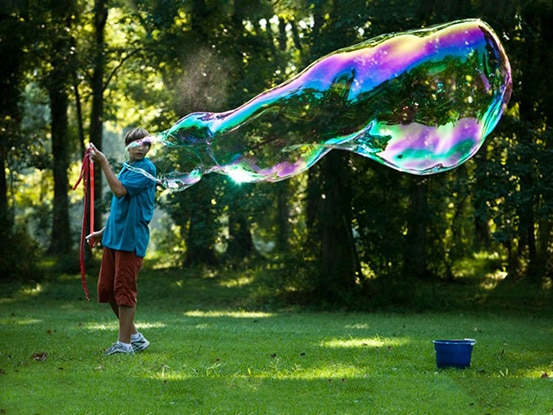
{"left": 88, "top": 144, "right": 128, "bottom": 197}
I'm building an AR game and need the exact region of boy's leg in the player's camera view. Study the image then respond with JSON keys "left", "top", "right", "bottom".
{"left": 113, "top": 251, "right": 142, "bottom": 344}
{"left": 98, "top": 248, "right": 116, "bottom": 303}
{"left": 109, "top": 301, "right": 138, "bottom": 342}
{"left": 118, "top": 305, "right": 137, "bottom": 344}
{"left": 109, "top": 301, "right": 119, "bottom": 317}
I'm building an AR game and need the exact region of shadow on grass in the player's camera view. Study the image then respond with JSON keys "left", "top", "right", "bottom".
{"left": 1, "top": 253, "right": 553, "bottom": 318}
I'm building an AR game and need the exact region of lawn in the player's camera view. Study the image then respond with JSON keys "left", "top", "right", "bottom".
{"left": 1, "top": 264, "right": 553, "bottom": 414}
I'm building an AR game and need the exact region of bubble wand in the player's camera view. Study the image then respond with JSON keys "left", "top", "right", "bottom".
{"left": 72, "top": 146, "right": 94, "bottom": 301}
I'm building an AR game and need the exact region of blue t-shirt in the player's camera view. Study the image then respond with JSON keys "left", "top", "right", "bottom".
{"left": 102, "top": 158, "right": 156, "bottom": 257}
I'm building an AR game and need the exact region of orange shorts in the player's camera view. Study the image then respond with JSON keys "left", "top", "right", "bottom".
{"left": 97, "top": 248, "right": 143, "bottom": 307}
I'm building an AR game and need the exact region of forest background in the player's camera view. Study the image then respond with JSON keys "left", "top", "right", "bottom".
{"left": 1, "top": 0, "right": 552, "bottom": 310}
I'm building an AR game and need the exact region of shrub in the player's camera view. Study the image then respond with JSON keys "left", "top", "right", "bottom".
{"left": 0, "top": 224, "right": 43, "bottom": 281}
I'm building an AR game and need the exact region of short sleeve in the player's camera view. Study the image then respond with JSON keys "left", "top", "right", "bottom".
{"left": 120, "top": 160, "right": 156, "bottom": 196}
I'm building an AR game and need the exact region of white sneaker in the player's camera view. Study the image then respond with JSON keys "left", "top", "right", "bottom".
{"left": 103, "top": 342, "right": 134, "bottom": 355}
{"left": 131, "top": 333, "right": 150, "bottom": 352}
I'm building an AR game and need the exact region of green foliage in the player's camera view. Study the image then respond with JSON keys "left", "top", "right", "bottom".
{"left": 352, "top": 162, "right": 410, "bottom": 280}
{"left": 161, "top": 174, "right": 223, "bottom": 266}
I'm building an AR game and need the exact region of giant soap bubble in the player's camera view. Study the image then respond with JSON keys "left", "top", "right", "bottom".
{"left": 130, "top": 18, "right": 512, "bottom": 191}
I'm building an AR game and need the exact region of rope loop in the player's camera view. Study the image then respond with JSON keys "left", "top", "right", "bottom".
{"left": 72, "top": 147, "right": 94, "bottom": 301}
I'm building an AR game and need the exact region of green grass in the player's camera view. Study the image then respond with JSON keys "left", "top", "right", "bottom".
{"left": 1, "top": 263, "right": 553, "bottom": 415}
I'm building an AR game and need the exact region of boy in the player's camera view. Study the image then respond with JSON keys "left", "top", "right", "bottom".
{"left": 87, "top": 128, "right": 156, "bottom": 355}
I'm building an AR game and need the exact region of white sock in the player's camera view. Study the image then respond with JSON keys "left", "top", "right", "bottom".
{"left": 117, "top": 341, "right": 132, "bottom": 351}
{"left": 131, "top": 333, "right": 141, "bottom": 341}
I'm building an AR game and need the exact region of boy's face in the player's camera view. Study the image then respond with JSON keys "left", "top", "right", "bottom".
{"left": 127, "top": 139, "right": 151, "bottom": 162}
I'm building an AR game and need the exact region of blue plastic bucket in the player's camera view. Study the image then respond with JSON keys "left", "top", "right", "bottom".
{"left": 433, "top": 339, "right": 476, "bottom": 369}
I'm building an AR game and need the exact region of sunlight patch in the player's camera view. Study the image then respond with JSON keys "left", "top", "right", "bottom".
{"left": 0, "top": 317, "right": 42, "bottom": 325}
{"left": 146, "top": 365, "right": 368, "bottom": 381}
{"left": 345, "top": 323, "right": 370, "bottom": 329}
{"left": 514, "top": 367, "right": 553, "bottom": 379}
{"left": 292, "top": 365, "right": 362, "bottom": 379}
{"left": 21, "top": 284, "right": 43, "bottom": 296}
{"left": 480, "top": 269, "right": 507, "bottom": 290}
{"left": 239, "top": 364, "right": 364, "bottom": 380}
{"left": 136, "top": 322, "right": 168, "bottom": 329}
{"left": 184, "top": 310, "right": 274, "bottom": 319}
{"left": 86, "top": 321, "right": 167, "bottom": 331}
{"left": 321, "top": 337, "right": 409, "bottom": 349}
{"left": 86, "top": 322, "right": 118, "bottom": 331}
{"left": 151, "top": 370, "right": 187, "bottom": 382}
{"left": 218, "top": 276, "right": 255, "bottom": 288}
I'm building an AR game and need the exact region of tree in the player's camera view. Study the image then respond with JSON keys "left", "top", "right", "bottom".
{"left": 302, "top": 0, "right": 364, "bottom": 303}
{"left": 0, "top": 3, "right": 47, "bottom": 280}
{"left": 43, "top": 0, "right": 78, "bottom": 255}
{"left": 473, "top": 0, "right": 553, "bottom": 281}
{"left": 1, "top": 0, "right": 80, "bottom": 257}
{"left": 89, "top": 0, "right": 108, "bottom": 233}
{"left": 511, "top": 1, "right": 553, "bottom": 281}
{"left": 0, "top": 10, "right": 26, "bottom": 229}
{"left": 131, "top": 0, "right": 224, "bottom": 265}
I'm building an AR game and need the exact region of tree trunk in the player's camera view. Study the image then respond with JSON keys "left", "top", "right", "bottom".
{"left": 220, "top": 0, "right": 256, "bottom": 263}
{"left": 316, "top": 152, "right": 360, "bottom": 301}
{"left": 300, "top": 0, "right": 362, "bottom": 303}
{"left": 47, "top": 82, "right": 71, "bottom": 254}
{"left": 0, "top": 155, "right": 9, "bottom": 229}
{"left": 534, "top": 215, "right": 552, "bottom": 281}
{"left": 515, "top": 4, "right": 545, "bottom": 281}
{"left": 183, "top": 176, "right": 219, "bottom": 266}
{"left": 185, "top": 214, "right": 218, "bottom": 266}
{"left": 90, "top": 0, "right": 108, "bottom": 230}
{"left": 45, "top": 6, "right": 74, "bottom": 255}
{"left": 403, "top": 177, "right": 428, "bottom": 279}
{"left": 472, "top": 148, "right": 492, "bottom": 251}
{"left": 275, "top": 181, "right": 290, "bottom": 253}
{"left": 0, "top": 13, "right": 24, "bottom": 228}
{"left": 226, "top": 203, "right": 254, "bottom": 261}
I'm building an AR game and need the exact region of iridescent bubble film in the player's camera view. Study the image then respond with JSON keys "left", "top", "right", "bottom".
{"left": 133, "top": 19, "right": 512, "bottom": 191}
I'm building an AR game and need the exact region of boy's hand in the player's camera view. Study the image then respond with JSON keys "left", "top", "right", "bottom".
{"left": 88, "top": 143, "right": 107, "bottom": 165}
{"left": 85, "top": 230, "right": 103, "bottom": 248}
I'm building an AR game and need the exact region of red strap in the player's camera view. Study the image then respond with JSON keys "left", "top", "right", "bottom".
{"left": 89, "top": 157, "right": 94, "bottom": 235}
{"left": 73, "top": 147, "right": 93, "bottom": 301}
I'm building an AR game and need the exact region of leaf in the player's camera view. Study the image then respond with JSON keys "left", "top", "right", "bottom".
{"left": 31, "top": 352, "right": 48, "bottom": 361}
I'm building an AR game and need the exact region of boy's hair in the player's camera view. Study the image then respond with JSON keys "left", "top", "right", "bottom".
{"left": 124, "top": 128, "right": 150, "bottom": 146}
